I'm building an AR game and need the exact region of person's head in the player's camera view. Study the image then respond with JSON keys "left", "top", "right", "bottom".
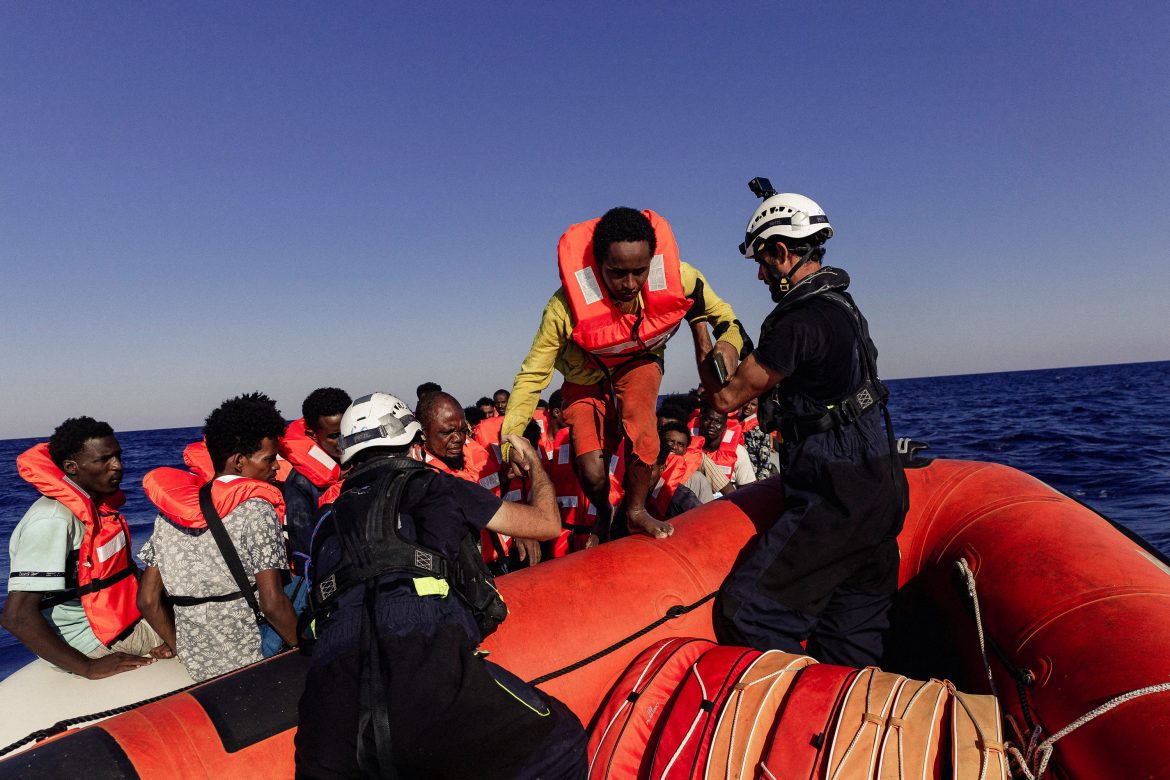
{"left": 593, "top": 207, "right": 657, "bottom": 304}
{"left": 740, "top": 185, "right": 832, "bottom": 302}
{"left": 417, "top": 391, "right": 468, "bottom": 466}
{"left": 301, "top": 387, "right": 351, "bottom": 463}
{"left": 338, "top": 392, "right": 422, "bottom": 466}
{"left": 698, "top": 402, "right": 728, "bottom": 451}
{"left": 660, "top": 420, "right": 691, "bottom": 457}
{"left": 416, "top": 381, "right": 442, "bottom": 401}
{"left": 204, "top": 392, "right": 286, "bottom": 481}
{"left": 464, "top": 405, "right": 486, "bottom": 428}
{"left": 657, "top": 401, "right": 691, "bottom": 429}
{"left": 547, "top": 389, "right": 566, "bottom": 429}
{"left": 741, "top": 397, "right": 759, "bottom": 418}
{"left": 536, "top": 398, "right": 548, "bottom": 411}
{"left": 493, "top": 389, "right": 510, "bottom": 417}
{"left": 49, "top": 417, "right": 122, "bottom": 496}
{"left": 476, "top": 396, "right": 496, "bottom": 418}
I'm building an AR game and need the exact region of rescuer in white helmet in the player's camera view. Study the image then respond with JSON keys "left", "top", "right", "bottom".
{"left": 295, "top": 392, "right": 587, "bottom": 776}
{"left": 701, "top": 178, "right": 908, "bottom": 668}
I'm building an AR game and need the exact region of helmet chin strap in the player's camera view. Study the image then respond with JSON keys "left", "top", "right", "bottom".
{"left": 767, "top": 245, "right": 815, "bottom": 302}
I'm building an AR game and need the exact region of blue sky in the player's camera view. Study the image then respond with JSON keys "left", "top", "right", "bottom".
{"left": 1, "top": 2, "right": 1167, "bottom": 439}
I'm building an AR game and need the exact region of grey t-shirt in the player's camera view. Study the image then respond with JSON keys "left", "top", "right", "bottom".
{"left": 140, "top": 497, "right": 287, "bottom": 682}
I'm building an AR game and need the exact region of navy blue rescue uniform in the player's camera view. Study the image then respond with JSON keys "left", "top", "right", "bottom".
{"left": 283, "top": 467, "right": 322, "bottom": 572}
{"left": 294, "top": 457, "right": 586, "bottom": 779}
{"left": 716, "top": 267, "right": 907, "bottom": 668}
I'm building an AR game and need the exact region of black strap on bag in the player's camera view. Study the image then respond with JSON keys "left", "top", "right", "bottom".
{"left": 198, "top": 481, "right": 267, "bottom": 627}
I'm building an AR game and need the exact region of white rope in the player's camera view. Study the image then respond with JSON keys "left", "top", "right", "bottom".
{"left": 1026, "top": 683, "right": 1170, "bottom": 778}
{"left": 954, "top": 559, "right": 999, "bottom": 700}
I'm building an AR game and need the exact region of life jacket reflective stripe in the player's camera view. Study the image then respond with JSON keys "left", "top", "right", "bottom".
{"left": 278, "top": 418, "right": 341, "bottom": 490}
{"left": 143, "top": 468, "right": 286, "bottom": 529}
{"left": 533, "top": 409, "right": 555, "bottom": 459}
{"left": 558, "top": 209, "right": 692, "bottom": 365}
{"left": 649, "top": 449, "right": 703, "bottom": 519}
{"left": 184, "top": 440, "right": 294, "bottom": 483}
{"left": 15, "top": 443, "right": 141, "bottom": 646}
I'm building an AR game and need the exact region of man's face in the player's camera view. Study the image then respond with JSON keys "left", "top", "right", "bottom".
{"left": 238, "top": 437, "right": 280, "bottom": 482}
{"left": 64, "top": 435, "right": 123, "bottom": 496}
{"left": 478, "top": 402, "right": 495, "bottom": 418}
{"left": 599, "top": 240, "right": 653, "bottom": 303}
{"left": 308, "top": 413, "right": 344, "bottom": 463}
{"left": 741, "top": 398, "right": 758, "bottom": 417}
{"left": 493, "top": 392, "right": 509, "bottom": 417}
{"left": 425, "top": 401, "right": 467, "bottom": 462}
{"left": 664, "top": 430, "right": 689, "bottom": 456}
{"left": 700, "top": 408, "right": 728, "bottom": 447}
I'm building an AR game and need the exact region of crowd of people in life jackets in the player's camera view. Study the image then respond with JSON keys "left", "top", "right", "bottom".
{"left": 3, "top": 181, "right": 907, "bottom": 777}
{"left": 0, "top": 381, "right": 777, "bottom": 685}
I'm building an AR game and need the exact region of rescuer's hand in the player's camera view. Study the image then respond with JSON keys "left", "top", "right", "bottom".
{"left": 505, "top": 434, "right": 540, "bottom": 477}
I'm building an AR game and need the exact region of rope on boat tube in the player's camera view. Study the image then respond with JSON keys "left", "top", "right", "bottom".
{"left": 954, "top": 559, "right": 999, "bottom": 701}
{"left": 0, "top": 677, "right": 204, "bottom": 758}
{"left": 525, "top": 591, "right": 716, "bottom": 686}
{"left": 1005, "top": 682, "right": 1170, "bottom": 779}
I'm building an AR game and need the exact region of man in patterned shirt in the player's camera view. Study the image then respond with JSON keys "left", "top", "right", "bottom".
{"left": 137, "top": 393, "right": 297, "bottom": 682}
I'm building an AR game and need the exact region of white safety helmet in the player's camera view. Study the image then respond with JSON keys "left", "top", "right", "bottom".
{"left": 740, "top": 192, "right": 833, "bottom": 259}
{"left": 337, "top": 392, "right": 421, "bottom": 465}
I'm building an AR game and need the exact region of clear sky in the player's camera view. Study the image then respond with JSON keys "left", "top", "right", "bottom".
{"left": 1, "top": 2, "right": 1167, "bottom": 439}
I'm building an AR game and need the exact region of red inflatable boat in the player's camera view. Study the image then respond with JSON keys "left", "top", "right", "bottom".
{"left": 1, "top": 458, "right": 1167, "bottom": 778}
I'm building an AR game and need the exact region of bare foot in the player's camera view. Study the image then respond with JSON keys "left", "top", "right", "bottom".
{"left": 626, "top": 508, "right": 674, "bottom": 539}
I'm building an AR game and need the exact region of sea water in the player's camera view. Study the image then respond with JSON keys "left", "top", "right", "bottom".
{"left": 0, "top": 360, "right": 1166, "bottom": 680}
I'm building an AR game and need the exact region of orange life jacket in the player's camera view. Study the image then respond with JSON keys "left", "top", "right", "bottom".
{"left": 143, "top": 468, "right": 286, "bottom": 529}
{"left": 691, "top": 430, "right": 742, "bottom": 481}
{"left": 278, "top": 418, "right": 341, "bottom": 490}
{"left": 741, "top": 414, "right": 759, "bottom": 433}
{"left": 15, "top": 443, "right": 141, "bottom": 646}
{"left": 558, "top": 209, "right": 692, "bottom": 365}
{"left": 649, "top": 449, "right": 703, "bottom": 519}
{"left": 473, "top": 415, "right": 505, "bottom": 449}
{"left": 184, "top": 440, "right": 294, "bottom": 484}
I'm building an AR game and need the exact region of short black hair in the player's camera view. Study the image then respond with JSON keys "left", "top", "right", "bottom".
{"left": 593, "top": 207, "right": 656, "bottom": 265}
{"left": 548, "top": 389, "right": 563, "bottom": 412}
{"left": 476, "top": 396, "right": 494, "bottom": 408}
{"left": 49, "top": 417, "right": 115, "bottom": 468}
{"left": 204, "top": 392, "right": 286, "bottom": 473}
{"left": 465, "top": 405, "right": 485, "bottom": 427}
{"left": 494, "top": 389, "right": 510, "bottom": 398}
{"left": 302, "top": 387, "right": 351, "bottom": 429}
{"left": 660, "top": 420, "right": 692, "bottom": 442}
{"left": 416, "top": 391, "right": 461, "bottom": 428}
{"left": 416, "top": 381, "right": 442, "bottom": 400}
{"left": 535, "top": 398, "right": 548, "bottom": 410}
{"left": 523, "top": 421, "right": 542, "bottom": 449}
{"left": 699, "top": 398, "right": 727, "bottom": 420}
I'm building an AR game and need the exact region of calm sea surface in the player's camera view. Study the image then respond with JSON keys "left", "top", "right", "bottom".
{"left": 0, "top": 360, "right": 1167, "bottom": 679}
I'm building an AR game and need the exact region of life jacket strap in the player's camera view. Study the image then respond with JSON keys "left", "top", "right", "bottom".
{"left": 170, "top": 585, "right": 258, "bottom": 607}
{"left": 38, "top": 564, "right": 137, "bottom": 610}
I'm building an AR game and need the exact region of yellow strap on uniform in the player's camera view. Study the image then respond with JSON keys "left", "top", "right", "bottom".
{"left": 412, "top": 577, "right": 450, "bottom": 597}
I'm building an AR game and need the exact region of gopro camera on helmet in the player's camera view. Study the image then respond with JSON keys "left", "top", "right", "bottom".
{"left": 748, "top": 177, "right": 778, "bottom": 199}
